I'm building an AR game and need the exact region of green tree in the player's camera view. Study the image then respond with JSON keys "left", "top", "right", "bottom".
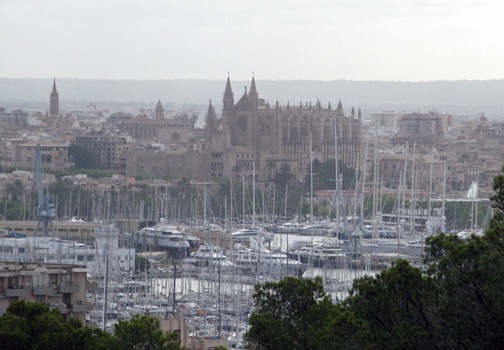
{"left": 0, "top": 301, "right": 115, "bottom": 350}
{"left": 490, "top": 165, "right": 504, "bottom": 214}
{"left": 423, "top": 228, "right": 504, "bottom": 348}
{"left": 306, "top": 158, "right": 356, "bottom": 192}
{"left": 246, "top": 276, "right": 335, "bottom": 350}
{"left": 69, "top": 144, "right": 97, "bottom": 169}
{"left": 274, "top": 163, "right": 293, "bottom": 190}
{"left": 135, "top": 255, "right": 151, "bottom": 273}
{"left": 114, "top": 314, "right": 184, "bottom": 350}
{"left": 245, "top": 276, "right": 366, "bottom": 350}
{"left": 345, "top": 260, "right": 441, "bottom": 349}
{"left": 5, "top": 179, "right": 25, "bottom": 201}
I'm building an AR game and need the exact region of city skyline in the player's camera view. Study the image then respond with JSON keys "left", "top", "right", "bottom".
{"left": 1, "top": 0, "right": 503, "bottom": 82}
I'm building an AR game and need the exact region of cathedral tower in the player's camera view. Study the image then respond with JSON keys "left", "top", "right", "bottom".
{"left": 49, "top": 79, "right": 59, "bottom": 119}
{"left": 155, "top": 100, "right": 164, "bottom": 119}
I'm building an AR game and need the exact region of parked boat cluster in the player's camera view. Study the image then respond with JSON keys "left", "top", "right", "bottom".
{"left": 0, "top": 217, "right": 429, "bottom": 347}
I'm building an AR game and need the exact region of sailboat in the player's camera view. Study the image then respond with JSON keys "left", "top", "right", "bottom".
{"left": 230, "top": 163, "right": 273, "bottom": 243}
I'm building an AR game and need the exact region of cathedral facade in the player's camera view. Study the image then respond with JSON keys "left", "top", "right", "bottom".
{"left": 205, "top": 77, "right": 364, "bottom": 181}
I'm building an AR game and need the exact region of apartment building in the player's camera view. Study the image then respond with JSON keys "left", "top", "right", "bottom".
{"left": 0, "top": 262, "right": 93, "bottom": 323}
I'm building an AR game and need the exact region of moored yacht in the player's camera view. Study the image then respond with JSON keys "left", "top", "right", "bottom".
{"left": 183, "top": 243, "right": 238, "bottom": 272}
{"left": 273, "top": 222, "right": 303, "bottom": 234}
{"left": 133, "top": 218, "right": 198, "bottom": 258}
{"left": 298, "top": 221, "right": 333, "bottom": 236}
{"left": 291, "top": 239, "right": 348, "bottom": 267}
{"left": 229, "top": 238, "right": 307, "bottom": 277}
{"left": 230, "top": 227, "right": 273, "bottom": 243}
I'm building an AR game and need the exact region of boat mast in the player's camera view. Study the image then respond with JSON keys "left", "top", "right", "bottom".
{"left": 474, "top": 172, "right": 479, "bottom": 230}
{"left": 372, "top": 131, "right": 379, "bottom": 239}
{"left": 410, "top": 142, "right": 416, "bottom": 235}
{"left": 309, "top": 131, "right": 314, "bottom": 245}
{"left": 331, "top": 116, "right": 341, "bottom": 234}
{"left": 427, "top": 149, "right": 434, "bottom": 235}
{"left": 242, "top": 174, "right": 245, "bottom": 229}
{"left": 401, "top": 141, "right": 408, "bottom": 237}
{"left": 360, "top": 141, "right": 368, "bottom": 230}
{"left": 353, "top": 153, "right": 360, "bottom": 230}
{"left": 441, "top": 162, "right": 446, "bottom": 232}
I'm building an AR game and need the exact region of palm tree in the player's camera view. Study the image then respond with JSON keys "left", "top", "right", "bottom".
{"left": 5, "top": 179, "right": 25, "bottom": 202}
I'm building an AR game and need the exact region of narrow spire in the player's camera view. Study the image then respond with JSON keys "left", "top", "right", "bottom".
{"left": 351, "top": 107, "right": 355, "bottom": 116}
{"left": 206, "top": 99, "right": 217, "bottom": 145}
{"left": 49, "top": 78, "right": 59, "bottom": 119}
{"left": 328, "top": 101, "right": 332, "bottom": 110}
{"left": 223, "top": 76, "right": 234, "bottom": 109}
{"left": 206, "top": 99, "right": 217, "bottom": 127}
{"left": 224, "top": 76, "right": 233, "bottom": 97}
{"left": 358, "top": 108, "right": 362, "bottom": 119}
{"left": 249, "top": 76, "right": 258, "bottom": 99}
{"left": 207, "top": 99, "right": 215, "bottom": 115}
{"left": 336, "top": 99, "right": 344, "bottom": 116}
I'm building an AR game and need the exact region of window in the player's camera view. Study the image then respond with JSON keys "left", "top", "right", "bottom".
{"left": 61, "top": 274, "right": 71, "bottom": 284}
{"left": 50, "top": 274, "right": 58, "bottom": 287}
{"left": 77, "top": 255, "right": 84, "bottom": 262}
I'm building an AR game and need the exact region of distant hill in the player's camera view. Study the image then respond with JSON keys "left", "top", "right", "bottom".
{"left": 1, "top": 78, "right": 504, "bottom": 117}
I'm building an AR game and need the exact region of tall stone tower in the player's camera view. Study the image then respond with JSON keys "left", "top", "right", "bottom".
{"left": 49, "top": 79, "right": 59, "bottom": 119}
{"left": 155, "top": 100, "right": 164, "bottom": 119}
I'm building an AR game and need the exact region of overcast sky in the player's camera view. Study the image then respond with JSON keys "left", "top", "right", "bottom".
{"left": 1, "top": 0, "right": 503, "bottom": 81}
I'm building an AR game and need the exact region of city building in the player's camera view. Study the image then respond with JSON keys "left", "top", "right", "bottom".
{"left": 0, "top": 261, "right": 92, "bottom": 323}
{"left": 71, "top": 132, "right": 128, "bottom": 170}
{"left": 13, "top": 141, "right": 73, "bottom": 170}
{"left": 205, "top": 76, "right": 364, "bottom": 181}
{"left": 371, "top": 110, "right": 403, "bottom": 128}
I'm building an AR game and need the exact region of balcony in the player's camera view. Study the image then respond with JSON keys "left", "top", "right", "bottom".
{"left": 72, "top": 301, "right": 93, "bottom": 313}
{"left": 33, "top": 286, "right": 57, "bottom": 295}
{"left": 6, "top": 286, "right": 30, "bottom": 297}
{"left": 58, "top": 283, "right": 80, "bottom": 293}
{"left": 50, "top": 303, "right": 68, "bottom": 313}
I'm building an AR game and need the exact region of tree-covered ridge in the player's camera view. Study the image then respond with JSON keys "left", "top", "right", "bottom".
{"left": 245, "top": 168, "right": 504, "bottom": 349}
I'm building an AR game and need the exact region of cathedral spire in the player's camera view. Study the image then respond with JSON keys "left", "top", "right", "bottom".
{"left": 247, "top": 75, "right": 259, "bottom": 110}
{"left": 336, "top": 99, "right": 344, "bottom": 116}
{"left": 49, "top": 78, "right": 59, "bottom": 119}
{"left": 206, "top": 99, "right": 217, "bottom": 146}
{"left": 223, "top": 76, "right": 234, "bottom": 110}
{"left": 358, "top": 108, "right": 362, "bottom": 120}
{"left": 207, "top": 99, "right": 217, "bottom": 123}
{"left": 249, "top": 75, "right": 258, "bottom": 100}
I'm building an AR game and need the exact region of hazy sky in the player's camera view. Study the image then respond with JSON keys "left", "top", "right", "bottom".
{"left": 1, "top": 0, "right": 503, "bottom": 81}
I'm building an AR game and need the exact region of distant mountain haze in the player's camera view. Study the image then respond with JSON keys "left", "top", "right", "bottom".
{"left": 1, "top": 78, "right": 504, "bottom": 117}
